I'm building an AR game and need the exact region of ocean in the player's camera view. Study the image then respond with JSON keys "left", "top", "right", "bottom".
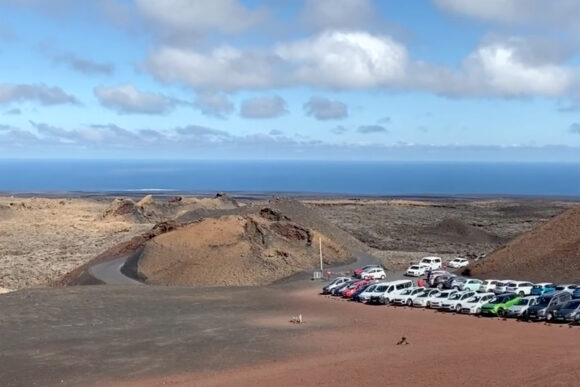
{"left": 0, "top": 160, "right": 579, "bottom": 197}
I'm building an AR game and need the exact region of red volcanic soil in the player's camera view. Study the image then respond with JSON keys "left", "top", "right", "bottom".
{"left": 468, "top": 206, "right": 580, "bottom": 282}
{"left": 111, "top": 286, "right": 580, "bottom": 387}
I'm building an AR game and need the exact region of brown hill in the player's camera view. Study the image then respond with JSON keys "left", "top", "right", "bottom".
{"left": 468, "top": 206, "right": 580, "bottom": 283}
{"left": 426, "top": 217, "right": 501, "bottom": 244}
{"left": 137, "top": 207, "right": 350, "bottom": 287}
{"left": 101, "top": 193, "right": 242, "bottom": 223}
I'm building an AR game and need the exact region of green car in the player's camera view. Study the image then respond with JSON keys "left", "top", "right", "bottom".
{"left": 481, "top": 293, "right": 521, "bottom": 316}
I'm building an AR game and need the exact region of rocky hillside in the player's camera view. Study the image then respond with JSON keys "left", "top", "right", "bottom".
{"left": 467, "top": 206, "right": 580, "bottom": 282}
{"left": 137, "top": 207, "right": 350, "bottom": 287}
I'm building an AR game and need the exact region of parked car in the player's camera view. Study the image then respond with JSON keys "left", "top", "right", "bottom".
{"left": 412, "top": 289, "right": 441, "bottom": 307}
{"left": 351, "top": 282, "right": 380, "bottom": 302}
{"left": 450, "top": 277, "right": 483, "bottom": 292}
{"left": 493, "top": 281, "right": 514, "bottom": 295}
{"left": 429, "top": 289, "right": 459, "bottom": 309}
{"left": 447, "top": 258, "right": 469, "bottom": 269}
{"left": 364, "top": 283, "right": 390, "bottom": 304}
{"left": 459, "top": 293, "right": 496, "bottom": 314}
{"left": 427, "top": 270, "right": 450, "bottom": 286}
{"left": 481, "top": 293, "right": 521, "bottom": 316}
{"left": 374, "top": 279, "right": 414, "bottom": 305}
{"left": 441, "top": 291, "right": 477, "bottom": 312}
{"left": 530, "top": 283, "right": 556, "bottom": 296}
{"left": 342, "top": 279, "right": 373, "bottom": 298}
{"left": 353, "top": 265, "right": 382, "bottom": 278}
{"left": 419, "top": 256, "right": 442, "bottom": 270}
{"left": 322, "top": 277, "right": 351, "bottom": 294}
{"left": 526, "top": 291, "right": 572, "bottom": 321}
{"left": 434, "top": 274, "right": 456, "bottom": 289}
{"left": 331, "top": 280, "right": 357, "bottom": 296}
{"left": 406, "top": 264, "right": 429, "bottom": 277}
{"left": 479, "top": 279, "right": 499, "bottom": 293}
{"left": 553, "top": 299, "right": 580, "bottom": 323}
{"left": 392, "top": 287, "right": 426, "bottom": 306}
{"left": 555, "top": 284, "right": 578, "bottom": 294}
{"left": 360, "top": 267, "right": 387, "bottom": 280}
{"left": 355, "top": 283, "right": 382, "bottom": 303}
{"left": 505, "top": 281, "right": 534, "bottom": 296}
{"left": 572, "top": 287, "right": 580, "bottom": 300}
{"left": 505, "top": 296, "right": 538, "bottom": 318}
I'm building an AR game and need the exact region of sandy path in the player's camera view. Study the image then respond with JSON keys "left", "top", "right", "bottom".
{"left": 111, "top": 286, "right": 580, "bottom": 387}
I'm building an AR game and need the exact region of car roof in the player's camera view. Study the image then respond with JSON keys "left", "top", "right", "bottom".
{"left": 534, "top": 282, "right": 555, "bottom": 286}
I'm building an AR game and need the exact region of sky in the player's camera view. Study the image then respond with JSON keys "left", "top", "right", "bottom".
{"left": 1, "top": 0, "right": 580, "bottom": 161}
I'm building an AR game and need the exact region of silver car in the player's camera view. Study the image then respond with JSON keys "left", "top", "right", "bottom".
{"left": 506, "top": 296, "right": 538, "bottom": 318}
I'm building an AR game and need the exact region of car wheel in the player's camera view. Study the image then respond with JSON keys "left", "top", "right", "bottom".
{"left": 384, "top": 298, "right": 390, "bottom": 305}
{"left": 546, "top": 313, "right": 553, "bottom": 322}
{"left": 426, "top": 301, "right": 431, "bottom": 308}
{"left": 455, "top": 304, "right": 461, "bottom": 312}
{"left": 453, "top": 286, "right": 459, "bottom": 290}
{"left": 476, "top": 307, "right": 481, "bottom": 314}
{"left": 437, "top": 284, "right": 443, "bottom": 289}
{"left": 518, "top": 291, "right": 524, "bottom": 297}
{"left": 497, "top": 308, "right": 505, "bottom": 317}
{"left": 406, "top": 299, "right": 412, "bottom": 306}
{"left": 380, "top": 275, "right": 386, "bottom": 279}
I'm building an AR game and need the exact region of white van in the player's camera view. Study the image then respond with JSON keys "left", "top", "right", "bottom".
{"left": 420, "top": 256, "right": 442, "bottom": 270}
{"left": 369, "top": 279, "right": 413, "bottom": 305}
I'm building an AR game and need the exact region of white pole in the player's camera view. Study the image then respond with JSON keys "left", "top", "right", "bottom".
{"left": 319, "top": 237, "right": 323, "bottom": 272}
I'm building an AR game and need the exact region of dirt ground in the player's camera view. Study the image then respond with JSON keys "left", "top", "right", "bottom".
{"left": 313, "top": 198, "right": 575, "bottom": 268}
{"left": 0, "top": 282, "right": 578, "bottom": 387}
{"left": 0, "top": 197, "right": 153, "bottom": 289}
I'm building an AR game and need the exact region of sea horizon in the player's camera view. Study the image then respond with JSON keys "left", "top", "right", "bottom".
{"left": 1, "top": 159, "right": 579, "bottom": 197}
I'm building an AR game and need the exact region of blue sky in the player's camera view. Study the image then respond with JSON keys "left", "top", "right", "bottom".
{"left": 1, "top": 0, "right": 580, "bottom": 160}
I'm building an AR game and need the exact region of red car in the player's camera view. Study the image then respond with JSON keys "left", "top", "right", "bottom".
{"left": 343, "top": 279, "right": 373, "bottom": 298}
{"left": 353, "top": 265, "right": 382, "bottom": 278}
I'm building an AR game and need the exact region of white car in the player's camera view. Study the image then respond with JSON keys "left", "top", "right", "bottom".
{"left": 429, "top": 289, "right": 459, "bottom": 309}
{"left": 412, "top": 289, "right": 441, "bottom": 307}
{"left": 360, "top": 268, "right": 387, "bottom": 280}
{"left": 460, "top": 293, "right": 496, "bottom": 314}
{"left": 479, "top": 279, "right": 499, "bottom": 293}
{"left": 505, "top": 281, "right": 534, "bottom": 296}
{"left": 506, "top": 296, "right": 539, "bottom": 318}
{"left": 555, "top": 284, "right": 578, "bottom": 293}
{"left": 441, "top": 291, "right": 477, "bottom": 312}
{"left": 419, "top": 256, "right": 442, "bottom": 270}
{"left": 493, "top": 281, "right": 514, "bottom": 295}
{"left": 406, "top": 264, "right": 429, "bottom": 277}
{"left": 447, "top": 258, "right": 469, "bottom": 268}
{"left": 357, "top": 283, "right": 385, "bottom": 303}
{"left": 373, "top": 279, "right": 414, "bottom": 304}
{"left": 392, "top": 287, "right": 426, "bottom": 306}
{"left": 450, "top": 278, "right": 483, "bottom": 292}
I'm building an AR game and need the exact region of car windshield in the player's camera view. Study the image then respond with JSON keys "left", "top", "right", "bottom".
{"left": 375, "top": 285, "right": 387, "bottom": 292}
{"left": 467, "top": 296, "right": 482, "bottom": 302}
{"left": 496, "top": 282, "right": 506, "bottom": 287}
{"left": 516, "top": 299, "right": 531, "bottom": 306}
{"left": 555, "top": 286, "right": 565, "bottom": 291}
{"left": 418, "top": 291, "right": 433, "bottom": 298}
{"left": 490, "top": 296, "right": 509, "bottom": 304}
{"left": 506, "top": 282, "right": 517, "bottom": 287}
{"left": 437, "top": 292, "right": 450, "bottom": 298}
{"left": 563, "top": 300, "right": 580, "bottom": 309}
{"left": 410, "top": 266, "right": 419, "bottom": 270}
{"left": 400, "top": 288, "right": 413, "bottom": 295}
{"left": 537, "top": 296, "right": 552, "bottom": 306}
{"left": 455, "top": 278, "right": 466, "bottom": 283}
{"left": 365, "top": 285, "right": 377, "bottom": 292}
{"left": 448, "top": 293, "right": 461, "bottom": 300}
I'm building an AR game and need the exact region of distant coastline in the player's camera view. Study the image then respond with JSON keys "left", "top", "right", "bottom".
{"left": 1, "top": 160, "right": 579, "bottom": 197}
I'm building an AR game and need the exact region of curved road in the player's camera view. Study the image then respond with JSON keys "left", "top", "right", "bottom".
{"left": 88, "top": 256, "right": 142, "bottom": 285}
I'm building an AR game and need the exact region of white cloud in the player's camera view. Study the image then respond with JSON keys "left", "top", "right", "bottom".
{"left": 0, "top": 83, "right": 79, "bottom": 105}
{"left": 146, "top": 46, "right": 280, "bottom": 91}
{"left": 303, "top": 96, "right": 348, "bottom": 120}
{"left": 463, "top": 41, "right": 573, "bottom": 96}
{"left": 432, "top": 0, "right": 580, "bottom": 29}
{"left": 358, "top": 125, "right": 388, "bottom": 134}
{"left": 194, "top": 91, "right": 234, "bottom": 118}
{"left": 135, "top": 0, "right": 265, "bottom": 41}
{"left": 240, "top": 96, "right": 288, "bottom": 119}
{"left": 276, "top": 31, "right": 408, "bottom": 88}
{"left": 94, "top": 84, "right": 182, "bottom": 114}
{"left": 301, "top": 0, "right": 374, "bottom": 30}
